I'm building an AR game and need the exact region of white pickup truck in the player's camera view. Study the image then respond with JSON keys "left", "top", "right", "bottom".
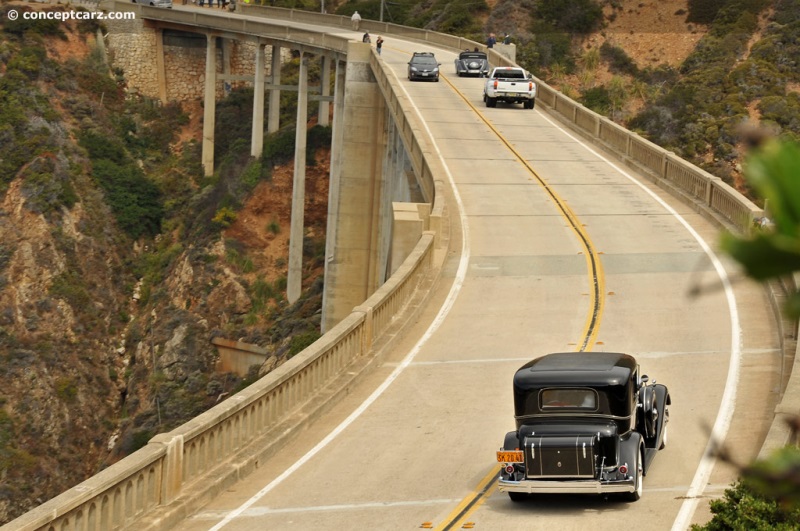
{"left": 483, "top": 67, "right": 536, "bottom": 109}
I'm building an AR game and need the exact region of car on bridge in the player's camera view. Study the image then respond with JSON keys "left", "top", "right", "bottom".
{"left": 408, "top": 52, "right": 441, "bottom": 82}
{"left": 496, "top": 352, "right": 670, "bottom": 502}
{"left": 132, "top": 0, "right": 173, "bottom": 7}
{"left": 454, "top": 50, "right": 489, "bottom": 77}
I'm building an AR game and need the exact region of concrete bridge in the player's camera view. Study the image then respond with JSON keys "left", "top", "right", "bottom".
{"left": 4, "top": 4, "right": 800, "bottom": 531}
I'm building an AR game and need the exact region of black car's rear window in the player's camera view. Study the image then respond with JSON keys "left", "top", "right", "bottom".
{"left": 412, "top": 57, "right": 438, "bottom": 66}
{"left": 540, "top": 388, "right": 597, "bottom": 410}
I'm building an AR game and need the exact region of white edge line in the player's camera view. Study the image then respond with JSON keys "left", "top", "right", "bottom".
{"left": 208, "top": 57, "right": 472, "bottom": 531}
{"left": 534, "top": 111, "right": 741, "bottom": 530}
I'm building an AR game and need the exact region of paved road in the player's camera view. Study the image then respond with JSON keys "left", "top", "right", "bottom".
{"left": 172, "top": 18, "right": 781, "bottom": 531}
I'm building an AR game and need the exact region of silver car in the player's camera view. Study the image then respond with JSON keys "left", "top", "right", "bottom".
{"left": 132, "top": 0, "right": 173, "bottom": 7}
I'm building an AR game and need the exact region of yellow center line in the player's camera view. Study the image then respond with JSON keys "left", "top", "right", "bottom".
{"left": 421, "top": 70, "right": 608, "bottom": 528}
{"left": 432, "top": 467, "right": 499, "bottom": 531}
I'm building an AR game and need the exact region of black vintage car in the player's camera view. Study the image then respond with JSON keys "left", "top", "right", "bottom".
{"left": 497, "top": 352, "right": 670, "bottom": 501}
{"left": 454, "top": 51, "right": 490, "bottom": 77}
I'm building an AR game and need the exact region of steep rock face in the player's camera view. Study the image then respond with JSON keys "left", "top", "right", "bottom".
{"left": 0, "top": 162, "right": 130, "bottom": 520}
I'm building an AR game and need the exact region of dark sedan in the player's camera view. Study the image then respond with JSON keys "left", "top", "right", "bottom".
{"left": 408, "top": 52, "right": 441, "bottom": 82}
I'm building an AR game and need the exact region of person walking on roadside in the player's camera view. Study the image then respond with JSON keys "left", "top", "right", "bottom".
{"left": 376, "top": 36, "right": 384, "bottom": 55}
{"left": 486, "top": 33, "right": 496, "bottom": 48}
{"left": 351, "top": 11, "right": 361, "bottom": 30}
{"left": 362, "top": 31, "right": 371, "bottom": 43}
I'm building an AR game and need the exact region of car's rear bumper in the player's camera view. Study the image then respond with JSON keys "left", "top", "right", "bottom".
{"left": 498, "top": 476, "right": 635, "bottom": 494}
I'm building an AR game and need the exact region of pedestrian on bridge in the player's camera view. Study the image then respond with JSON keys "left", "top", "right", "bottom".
{"left": 376, "top": 36, "right": 384, "bottom": 55}
{"left": 351, "top": 11, "right": 361, "bottom": 30}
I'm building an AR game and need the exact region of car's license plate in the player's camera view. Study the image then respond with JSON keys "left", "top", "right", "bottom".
{"left": 497, "top": 450, "right": 524, "bottom": 463}
{"left": 422, "top": 73, "right": 429, "bottom": 76}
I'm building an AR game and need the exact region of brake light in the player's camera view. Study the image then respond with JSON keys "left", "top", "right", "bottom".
{"left": 529, "top": 81, "right": 533, "bottom": 91}
{"left": 619, "top": 464, "right": 628, "bottom": 475}
{"left": 493, "top": 80, "right": 498, "bottom": 89}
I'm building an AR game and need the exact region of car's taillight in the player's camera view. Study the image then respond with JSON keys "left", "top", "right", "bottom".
{"left": 504, "top": 465, "right": 515, "bottom": 474}
{"left": 619, "top": 464, "right": 628, "bottom": 475}
{"left": 493, "top": 80, "right": 498, "bottom": 89}
{"left": 529, "top": 81, "right": 533, "bottom": 91}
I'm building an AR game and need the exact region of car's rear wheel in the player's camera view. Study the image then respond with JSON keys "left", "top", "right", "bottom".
{"left": 486, "top": 97, "right": 497, "bottom": 108}
{"left": 625, "top": 453, "right": 643, "bottom": 502}
{"left": 508, "top": 492, "right": 528, "bottom": 502}
{"left": 524, "top": 99, "right": 534, "bottom": 110}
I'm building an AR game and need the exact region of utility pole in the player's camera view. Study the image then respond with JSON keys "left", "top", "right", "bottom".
{"left": 380, "top": 0, "right": 384, "bottom": 21}
{"left": 320, "top": 0, "right": 324, "bottom": 13}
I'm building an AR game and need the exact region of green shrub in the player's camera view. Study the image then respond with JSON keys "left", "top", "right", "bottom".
{"left": 0, "top": 409, "right": 15, "bottom": 469}
{"left": 580, "top": 86, "right": 611, "bottom": 114}
{"left": 78, "top": 130, "right": 129, "bottom": 165}
{"left": 50, "top": 270, "right": 91, "bottom": 309}
{"left": 288, "top": 331, "right": 321, "bottom": 358}
{"left": 535, "top": 0, "right": 604, "bottom": 34}
{"left": 600, "top": 42, "right": 639, "bottom": 77}
{"left": 691, "top": 478, "right": 800, "bottom": 530}
{"left": 686, "top": 0, "right": 728, "bottom": 24}
{"left": 250, "top": 276, "right": 278, "bottom": 312}
{"left": 90, "top": 159, "right": 164, "bottom": 238}
{"left": 54, "top": 377, "right": 78, "bottom": 403}
{"left": 524, "top": 22, "right": 575, "bottom": 71}
{"left": 2, "top": 7, "right": 66, "bottom": 38}
{"left": 122, "top": 429, "right": 154, "bottom": 454}
{"left": 263, "top": 128, "right": 297, "bottom": 166}
{"left": 759, "top": 93, "right": 800, "bottom": 132}
{"left": 20, "top": 156, "right": 78, "bottom": 215}
{"left": 212, "top": 206, "right": 237, "bottom": 228}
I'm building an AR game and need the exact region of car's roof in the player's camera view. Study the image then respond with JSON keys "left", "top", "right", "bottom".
{"left": 513, "top": 352, "right": 637, "bottom": 389}
{"left": 459, "top": 52, "right": 486, "bottom": 59}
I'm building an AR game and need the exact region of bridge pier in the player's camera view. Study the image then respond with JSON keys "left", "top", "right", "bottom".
{"left": 318, "top": 55, "right": 331, "bottom": 126}
{"left": 202, "top": 34, "right": 218, "bottom": 177}
{"left": 155, "top": 28, "right": 167, "bottom": 104}
{"left": 287, "top": 53, "right": 309, "bottom": 304}
{"left": 251, "top": 42, "right": 266, "bottom": 158}
{"left": 268, "top": 44, "right": 282, "bottom": 134}
{"left": 321, "top": 42, "right": 387, "bottom": 331}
